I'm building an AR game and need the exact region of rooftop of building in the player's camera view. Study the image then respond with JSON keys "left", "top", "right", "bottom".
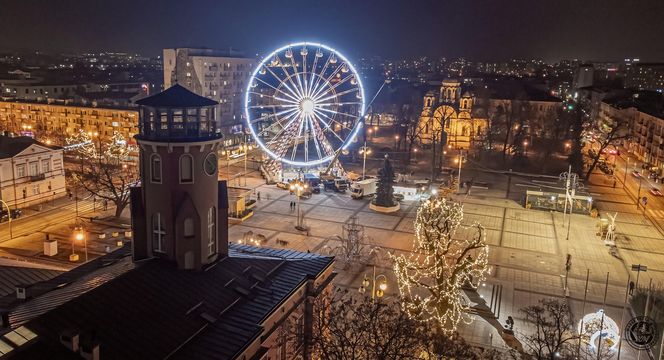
{"left": 166, "top": 47, "right": 249, "bottom": 59}
{"left": 135, "top": 84, "right": 218, "bottom": 108}
{"left": 0, "top": 244, "right": 334, "bottom": 360}
{"left": 603, "top": 90, "right": 664, "bottom": 118}
{"left": 0, "top": 135, "right": 61, "bottom": 159}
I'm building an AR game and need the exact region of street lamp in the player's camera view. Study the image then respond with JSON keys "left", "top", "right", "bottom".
{"left": 394, "top": 135, "right": 400, "bottom": 150}
{"left": 359, "top": 142, "right": 371, "bottom": 180}
{"left": 289, "top": 179, "right": 309, "bottom": 231}
{"left": 454, "top": 150, "right": 465, "bottom": 192}
{"left": 358, "top": 265, "right": 388, "bottom": 299}
{"left": 367, "top": 128, "right": 373, "bottom": 139}
{"left": 0, "top": 200, "right": 13, "bottom": 240}
{"left": 74, "top": 226, "right": 88, "bottom": 262}
{"left": 220, "top": 149, "right": 231, "bottom": 182}
{"left": 240, "top": 143, "right": 253, "bottom": 186}
{"left": 523, "top": 140, "right": 529, "bottom": 156}
{"left": 413, "top": 147, "right": 418, "bottom": 161}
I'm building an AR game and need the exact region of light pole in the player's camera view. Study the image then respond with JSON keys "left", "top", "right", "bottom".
{"left": 454, "top": 150, "right": 465, "bottom": 192}
{"left": 412, "top": 148, "right": 418, "bottom": 162}
{"left": 636, "top": 176, "right": 642, "bottom": 209}
{"left": 523, "top": 140, "right": 529, "bottom": 156}
{"left": 220, "top": 149, "right": 231, "bottom": 181}
{"left": 394, "top": 135, "right": 400, "bottom": 150}
{"left": 290, "top": 179, "right": 308, "bottom": 231}
{"left": 74, "top": 226, "right": 88, "bottom": 262}
{"left": 0, "top": 200, "right": 13, "bottom": 240}
{"left": 359, "top": 142, "right": 371, "bottom": 180}
{"left": 623, "top": 157, "right": 629, "bottom": 189}
{"left": 359, "top": 265, "right": 388, "bottom": 300}
{"left": 240, "top": 143, "right": 253, "bottom": 187}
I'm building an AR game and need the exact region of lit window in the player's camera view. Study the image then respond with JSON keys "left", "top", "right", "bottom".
{"left": 152, "top": 213, "right": 166, "bottom": 253}
{"left": 41, "top": 159, "right": 50, "bottom": 174}
{"left": 16, "top": 164, "right": 26, "bottom": 178}
{"left": 180, "top": 154, "right": 193, "bottom": 183}
{"left": 28, "top": 162, "right": 38, "bottom": 177}
{"left": 150, "top": 154, "right": 161, "bottom": 183}
{"left": 207, "top": 207, "right": 216, "bottom": 256}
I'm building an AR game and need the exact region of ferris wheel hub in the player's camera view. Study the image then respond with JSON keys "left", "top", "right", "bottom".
{"left": 299, "top": 98, "right": 315, "bottom": 115}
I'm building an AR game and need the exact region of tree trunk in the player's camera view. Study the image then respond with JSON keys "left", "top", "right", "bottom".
{"left": 431, "top": 134, "right": 437, "bottom": 180}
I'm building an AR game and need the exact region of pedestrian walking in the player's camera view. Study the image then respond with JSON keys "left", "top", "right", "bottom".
{"left": 103, "top": 199, "right": 108, "bottom": 211}
{"left": 612, "top": 180, "right": 616, "bottom": 188}
{"left": 629, "top": 281, "right": 635, "bottom": 295}
{"left": 257, "top": 192, "right": 261, "bottom": 201}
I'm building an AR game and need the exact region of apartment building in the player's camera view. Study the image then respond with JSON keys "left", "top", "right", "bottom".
{"left": 0, "top": 100, "right": 138, "bottom": 145}
{"left": 163, "top": 48, "right": 255, "bottom": 147}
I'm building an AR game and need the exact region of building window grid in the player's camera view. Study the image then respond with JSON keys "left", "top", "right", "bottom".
{"left": 207, "top": 207, "right": 216, "bottom": 256}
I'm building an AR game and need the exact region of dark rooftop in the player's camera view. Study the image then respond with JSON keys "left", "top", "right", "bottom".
{"left": 0, "top": 135, "right": 61, "bottom": 159}
{"left": 0, "top": 266, "right": 63, "bottom": 298}
{"left": 135, "top": 84, "right": 218, "bottom": 108}
{"left": 1, "top": 245, "right": 333, "bottom": 360}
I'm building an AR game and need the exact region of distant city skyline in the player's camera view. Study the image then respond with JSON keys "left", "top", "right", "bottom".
{"left": 1, "top": 0, "right": 663, "bottom": 62}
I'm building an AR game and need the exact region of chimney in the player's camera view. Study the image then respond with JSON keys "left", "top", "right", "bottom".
{"left": 59, "top": 330, "right": 79, "bottom": 352}
{"left": 15, "top": 285, "right": 31, "bottom": 300}
{"left": 80, "top": 343, "right": 100, "bottom": 360}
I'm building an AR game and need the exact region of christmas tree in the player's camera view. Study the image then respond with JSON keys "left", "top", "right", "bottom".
{"left": 372, "top": 154, "right": 396, "bottom": 207}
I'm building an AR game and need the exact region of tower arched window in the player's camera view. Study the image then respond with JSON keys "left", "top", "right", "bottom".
{"left": 179, "top": 154, "right": 194, "bottom": 183}
{"left": 150, "top": 154, "right": 162, "bottom": 183}
{"left": 184, "top": 217, "right": 194, "bottom": 237}
{"left": 207, "top": 207, "right": 216, "bottom": 256}
{"left": 152, "top": 213, "right": 166, "bottom": 253}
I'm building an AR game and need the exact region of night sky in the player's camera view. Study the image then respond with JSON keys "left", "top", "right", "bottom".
{"left": 1, "top": 0, "right": 663, "bottom": 61}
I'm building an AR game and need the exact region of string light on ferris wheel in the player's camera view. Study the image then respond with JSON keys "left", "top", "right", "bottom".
{"left": 244, "top": 42, "right": 366, "bottom": 167}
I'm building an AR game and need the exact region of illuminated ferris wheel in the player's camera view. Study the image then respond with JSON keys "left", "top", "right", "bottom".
{"left": 244, "top": 42, "right": 365, "bottom": 167}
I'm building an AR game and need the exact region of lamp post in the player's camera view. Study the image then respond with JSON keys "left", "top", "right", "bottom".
{"left": 394, "top": 135, "right": 400, "bottom": 150}
{"left": 358, "top": 265, "right": 388, "bottom": 300}
{"left": 359, "top": 142, "right": 371, "bottom": 180}
{"left": 623, "top": 157, "right": 629, "bottom": 189}
{"left": 0, "top": 200, "right": 13, "bottom": 240}
{"left": 523, "top": 140, "right": 529, "bottom": 156}
{"left": 240, "top": 143, "right": 253, "bottom": 187}
{"left": 220, "top": 149, "right": 231, "bottom": 181}
{"left": 74, "top": 226, "right": 88, "bottom": 262}
{"left": 412, "top": 147, "right": 418, "bottom": 162}
{"left": 290, "top": 179, "right": 308, "bottom": 231}
{"left": 454, "top": 150, "right": 465, "bottom": 192}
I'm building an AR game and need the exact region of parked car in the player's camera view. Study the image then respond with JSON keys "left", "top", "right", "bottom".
{"left": 650, "top": 188, "right": 663, "bottom": 197}
{"left": 0, "top": 209, "right": 21, "bottom": 223}
{"left": 632, "top": 171, "right": 641, "bottom": 178}
{"left": 276, "top": 182, "right": 289, "bottom": 190}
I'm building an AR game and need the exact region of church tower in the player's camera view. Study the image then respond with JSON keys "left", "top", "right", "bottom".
{"left": 460, "top": 91, "right": 473, "bottom": 111}
{"left": 440, "top": 79, "right": 461, "bottom": 104}
{"left": 421, "top": 90, "right": 437, "bottom": 117}
{"left": 130, "top": 84, "right": 228, "bottom": 270}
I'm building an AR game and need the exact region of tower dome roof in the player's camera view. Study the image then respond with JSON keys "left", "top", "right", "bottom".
{"left": 135, "top": 84, "right": 218, "bottom": 108}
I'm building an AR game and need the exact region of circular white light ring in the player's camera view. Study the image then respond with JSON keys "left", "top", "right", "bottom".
{"left": 244, "top": 42, "right": 366, "bottom": 167}
{"left": 589, "top": 331, "right": 620, "bottom": 351}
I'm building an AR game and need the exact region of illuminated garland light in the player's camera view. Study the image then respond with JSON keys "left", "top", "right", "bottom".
{"left": 391, "top": 198, "right": 489, "bottom": 334}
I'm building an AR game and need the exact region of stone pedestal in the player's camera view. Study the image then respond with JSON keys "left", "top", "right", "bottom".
{"left": 369, "top": 202, "right": 400, "bottom": 213}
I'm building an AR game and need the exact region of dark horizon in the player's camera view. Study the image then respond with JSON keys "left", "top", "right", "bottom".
{"left": 1, "top": 0, "right": 663, "bottom": 62}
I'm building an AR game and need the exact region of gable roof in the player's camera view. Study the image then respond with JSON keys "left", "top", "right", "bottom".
{"left": 134, "top": 84, "right": 218, "bottom": 108}
{"left": 0, "top": 136, "right": 61, "bottom": 159}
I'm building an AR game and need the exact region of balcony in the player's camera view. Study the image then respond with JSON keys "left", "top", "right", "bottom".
{"left": 29, "top": 173, "right": 46, "bottom": 182}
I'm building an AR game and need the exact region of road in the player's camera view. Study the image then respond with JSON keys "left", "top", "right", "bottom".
{"left": 609, "top": 150, "right": 664, "bottom": 231}
{"left": 0, "top": 196, "right": 98, "bottom": 244}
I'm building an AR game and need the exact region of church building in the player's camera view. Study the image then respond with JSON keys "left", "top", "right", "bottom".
{"left": 418, "top": 79, "right": 489, "bottom": 150}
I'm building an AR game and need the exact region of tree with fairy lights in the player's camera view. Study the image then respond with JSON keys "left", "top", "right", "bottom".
{"left": 372, "top": 154, "right": 396, "bottom": 207}
{"left": 392, "top": 198, "right": 489, "bottom": 335}
{"left": 66, "top": 130, "right": 136, "bottom": 218}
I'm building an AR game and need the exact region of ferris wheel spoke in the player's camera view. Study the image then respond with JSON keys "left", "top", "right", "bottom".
{"left": 300, "top": 50, "right": 309, "bottom": 98}
{"left": 312, "top": 73, "right": 355, "bottom": 102}
{"left": 309, "top": 52, "right": 336, "bottom": 101}
{"left": 315, "top": 101, "right": 363, "bottom": 107}
{"left": 310, "top": 117, "right": 338, "bottom": 158}
{"left": 276, "top": 54, "right": 305, "bottom": 99}
{"left": 307, "top": 48, "right": 321, "bottom": 97}
{"left": 315, "top": 106, "right": 361, "bottom": 121}
{"left": 254, "top": 77, "right": 300, "bottom": 103}
{"left": 288, "top": 52, "right": 306, "bottom": 99}
{"left": 264, "top": 64, "right": 302, "bottom": 101}
{"left": 315, "top": 87, "right": 360, "bottom": 104}
{"left": 311, "top": 111, "right": 345, "bottom": 142}
{"left": 272, "top": 96, "right": 299, "bottom": 105}
{"left": 248, "top": 103, "right": 298, "bottom": 109}
{"left": 250, "top": 107, "right": 299, "bottom": 124}
{"left": 290, "top": 117, "right": 305, "bottom": 162}
{"left": 310, "top": 61, "right": 346, "bottom": 100}
{"left": 260, "top": 109, "right": 301, "bottom": 137}
{"left": 307, "top": 114, "right": 323, "bottom": 160}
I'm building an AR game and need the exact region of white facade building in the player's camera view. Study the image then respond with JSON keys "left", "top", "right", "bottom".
{"left": 163, "top": 48, "right": 255, "bottom": 147}
{"left": 0, "top": 135, "right": 66, "bottom": 208}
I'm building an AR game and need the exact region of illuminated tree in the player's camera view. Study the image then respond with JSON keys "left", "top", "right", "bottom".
{"left": 392, "top": 198, "right": 489, "bottom": 334}
{"left": 67, "top": 130, "right": 136, "bottom": 218}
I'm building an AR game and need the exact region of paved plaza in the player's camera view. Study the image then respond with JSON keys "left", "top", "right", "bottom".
{"left": 229, "top": 169, "right": 664, "bottom": 358}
